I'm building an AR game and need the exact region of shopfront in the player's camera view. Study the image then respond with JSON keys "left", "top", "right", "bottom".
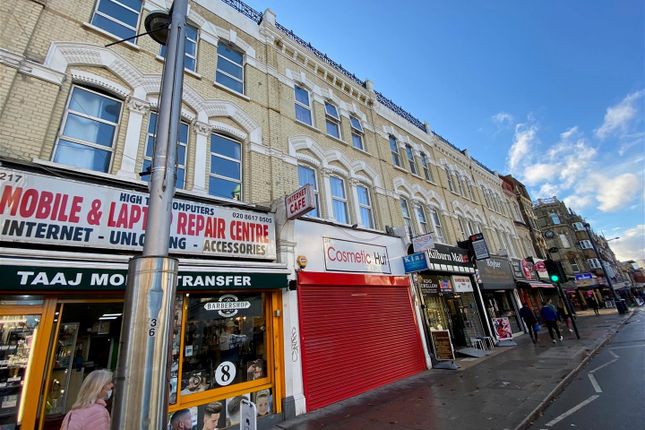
{"left": 477, "top": 257, "right": 523, "bottom": 336}
{"left": 293, "top": 221, "right": 427, "bottom": 411}
{"left": 406, "top": 245, "right": 486, "bottom": 354}
{"left": 0, "top": 164, "right": 288, "bottom": 429}
{"left": 511, "top": 258, "right": 557, "bottom": 318}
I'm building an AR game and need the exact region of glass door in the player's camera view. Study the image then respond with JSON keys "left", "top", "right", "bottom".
{"left": 0, "top": 300, "right": 55, "bottom": 430}
{"left": 38, "top": 301, "right": 123, "bottom": 430}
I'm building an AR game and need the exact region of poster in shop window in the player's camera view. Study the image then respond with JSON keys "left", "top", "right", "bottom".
{"left": 492, "top": 317, "right": 513, "bottom": 341}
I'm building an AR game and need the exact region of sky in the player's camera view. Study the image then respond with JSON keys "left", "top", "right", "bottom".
{"left": 241, "top": 0, "right": 645, "bottom": 263}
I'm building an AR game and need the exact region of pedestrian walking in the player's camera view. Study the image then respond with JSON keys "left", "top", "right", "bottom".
{"left": 519, "top": 302, "right": 539, "bottom": 343}
{"left": 557, "top": 304, "right": 574, "bottom": 333}
{"left": 60, "top": 369, "right": 113, "bottom": 430}
{"left": 588, "top": 295, "right": 600, "bottom": 316}
{"left": 540, "top": 300, "right": 563, "bottom": 344}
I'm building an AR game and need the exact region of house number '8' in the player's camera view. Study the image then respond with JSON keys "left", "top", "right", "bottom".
{"left": 149, "top": 318, "right": 157, "bottom": 337}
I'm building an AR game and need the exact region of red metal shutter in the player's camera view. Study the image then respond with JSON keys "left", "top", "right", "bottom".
{"left": 297, "top": 272, "right": 426, "bottom": 411}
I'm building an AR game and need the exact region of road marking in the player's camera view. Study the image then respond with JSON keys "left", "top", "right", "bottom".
{"left": 608, "top": 350, "right": 619, "bottom": 359}
{"left": 589, "top": 358, "right": 618, "bottom": 373}
{"left": 588, "top": 373, "right": 602, "bottom": 393}
{"left": 609, "top": 343, "right": 645, "bottom": 350}
{"left": 545, "top": 394, "right": 600, "bottom": 427}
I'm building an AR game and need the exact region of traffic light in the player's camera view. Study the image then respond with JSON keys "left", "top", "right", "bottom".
{"left": 544, "top": 259, "right": 564, "bottom": 284}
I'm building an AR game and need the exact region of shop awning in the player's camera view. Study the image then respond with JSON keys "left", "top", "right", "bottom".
{"left": 516, "top": 280, "right": 555, "bottom": 289}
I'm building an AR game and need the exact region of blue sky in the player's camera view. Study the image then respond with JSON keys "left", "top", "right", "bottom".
{"left": 242, "top": 0, "right": 645, "bottom": 262}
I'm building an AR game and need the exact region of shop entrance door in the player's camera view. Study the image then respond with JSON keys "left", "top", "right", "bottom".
{"left": 445, "top": 297, "right": 468, "bottom": 347}
{"left": 38, "top": 301, "right": 123, "bottom": 430}
{"left": 0, "top": 300, "right": 56, "bottom": 430}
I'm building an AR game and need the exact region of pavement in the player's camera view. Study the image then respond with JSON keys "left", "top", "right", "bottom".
{"left": 272, "top": 307, "right": 637, "bottom": 430}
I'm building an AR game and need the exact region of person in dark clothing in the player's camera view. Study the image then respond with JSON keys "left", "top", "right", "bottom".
{"left": 587, "top": 295, "right": 600, "bottom": 315}
{"left": 540, "top": 300, "right": 563, "bottom": 343}
{"left": 519, "top": 303, "right": 539, "bottom": 343}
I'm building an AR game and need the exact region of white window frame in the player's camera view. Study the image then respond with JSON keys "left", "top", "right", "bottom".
{"left": 414, "top": 203, "right": 429, "bottom": 234}
{"left": 330, "top": 175, "right": 349, "bottom": 224}
{"left": 53, "top": 85, "right": 122, "bottom": 173}
{"left": 550, "top": 212, "right": 561, "bottom": 225}
{"left": 389, "top": 135, "right": 402, "bottom": 167}
{"left": 446, "top": 167, "right": 457, "bottom": 193}
{"left": 350, "top": 115, "right": 364, "bottom": 150}
{"left": 356, "top": 184, "right": 374, "bottom": 229}
{"left": 429, "top": 208, "right": 445, "bottom": 243}
{"left": 420, "top": 153, "right": 434, "bottom": 181}
{"left": 588, "top": 258, "right": 601, "bottom": 269}
{"left": 298, "top": 164, "right": 320, "bottom": 218}
{"left": 144, "top": 112, "right": 189, "bottom": 189}
{"left": 405, "top": 144, "right": 418, "bottom": 175}
{"left": 573, "top": 222, "right": 585, "bottom": 231}
{"left": 294, "top": 85, "right": 313, "bottom": 126}
{"left": 579, "top": 240, "right": 593, "bottom": 249}
{"left": 400, "top": 197, "right": 413, "bottom": 235}
{"left": 161, "top": 23, "right": 199, "bottom": 72}
{"left": 209, "top": 132, "right": 242, "bottom": 201}
{"left": 91, "top": 0, "right": 142, "bottom": 42}
{"left": 568, "top": 257, "right": 580, "bottom": 273}
{"left": 216, "top": 42, "right": 245, "bottom": 94}
{"left": 324, "top": 102, "right": 341, "bottom": 139}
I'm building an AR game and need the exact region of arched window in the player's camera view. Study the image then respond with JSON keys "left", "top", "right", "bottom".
{"left": 143, "top": 112, "right": 189, "bottom": 189}
{"left": 330, "top": 176, "right": 349, "bottom": 224}
{"left": 298, "top": 165, "right": 320, "bottom": 218}
{"left": 209, "top": 133, "right": 242, "bottom": 200}
{"left": 216, "top": 43, "right": 244, "bottom": 94}
{"left": 53, "top": 86, "right": 122, "bottom": 173}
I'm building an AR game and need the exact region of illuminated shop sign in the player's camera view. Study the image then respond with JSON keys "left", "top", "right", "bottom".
{"left": 0, "top": 167, "right": 276, "bottom": 260}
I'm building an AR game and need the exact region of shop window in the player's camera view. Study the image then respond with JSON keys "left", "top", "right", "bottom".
{"left": 53, "top": 86, "right": 122, "bottom": 173}
{"left": 143, "top": 112, "right": 189, "bottom": 189}
{"left": 209, "top": 133, "right": 242, "bottom": 200}
{"left": 216, "top": 43, "right": 244, "bottom": 94}
{"left": 161, "top": 24, "right": 199, "bottom": 72}
{"left": 180, "top": 293, "right": 267, "bottom": 399}
{"left": 298, "top": 165, "right": 319, "bottom": 217}
{"left": 90, "top": 0, "right": 142, "bottom": 41}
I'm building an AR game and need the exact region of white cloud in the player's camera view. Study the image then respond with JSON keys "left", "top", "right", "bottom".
{"left": 492, "top": 112, "right": 514, "bottom": 126}
{"left": 507, "top": 122, "right": 538, "bottom": 172}
{"left": 594, "top": 90, "right": 644, "bottom": 140}
{"left": 610, "top": 224, "right": 645, "bottom": 261}
{"left": 596, "top": 173, "right": 642, "bottom": 212}
{"left": 522, "top": 164, "right": 559, "bottom": 185}
{"left": 563, "top": 194, "right": 594, "bottom": 211}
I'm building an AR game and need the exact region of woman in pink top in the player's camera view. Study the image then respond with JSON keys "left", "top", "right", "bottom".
{"left": 60, "top": 369, "right": 113, "bottom": 430}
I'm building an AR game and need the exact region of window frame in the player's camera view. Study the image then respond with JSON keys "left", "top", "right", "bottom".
{"left": 550, "top": 212, "right": 561, "bottom": 225}
{"left": 429, "top": 208, "right": 445, "bottom": 243}
{"left": 90, "top": 0, "right": 143, "bottom": 42}
{"left": 161, "top": 23, "right": 199, "bottom": 72}
{"left": 294, "top": 85, "right": 313, "bottom": 126}
{"left": 330, "top": 175, "right": 349, "bottom": 224}
{"left": 324, "top": 102, "right": 341, "bottom": 139}
{"left": 298, "top": 165, "right": 320, "bottom": 218}
{"left": 350, "top": 115, "right": 364, "bottom": 150}
{"left": 414, "top": 203, "right": 429, "bottom": 234}
{"left": 208, "top": 132, "right": 242, "bottom": 201}
{"left": 356, "top": 184, "right": 374, "bottom": 229}
{"left": 446, "top": 167, "right": 457, "bottom": 193}
{"left": 420, "top": 153, "right": 433, "bottom": 181}
{"left": 53, "top": 85, "right": 122, "bottom": 173}
{"left": 216, "top": 42, "right": 245, "bottom": 94}
{"left": 389, "top": 135, "right": 402, "bottom": 167}
{"left": 405, "top": 144, "right": 418, "bottom": 175}
{"left": 143, "top": 112, "right": 189, "bottom": 189}
{"left": 400, "top": 197, "right": 413, "bottom": 235}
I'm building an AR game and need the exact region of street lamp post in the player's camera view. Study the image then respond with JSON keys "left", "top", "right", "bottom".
{"left": 583, "top": 223, "right": 620, "bottom": 312}
{"left": 111, "top": 1, "right": 188, "bottom": 428}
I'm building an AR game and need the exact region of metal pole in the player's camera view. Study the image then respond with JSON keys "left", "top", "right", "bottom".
{"left": 584, "top": 224, "right": 619, "bottom": 308}
{"left": 112, "top": 1, "right": 187, "bottom": 428}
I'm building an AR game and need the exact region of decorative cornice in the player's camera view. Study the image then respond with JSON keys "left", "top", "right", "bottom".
{"left": 126, "top": 96, "right": 150, "bottom": 114}
{"left": 194, "top": 121, "right": 212, "bottom": 136}
{"left": 0, "top": 48, "right": 65, "bottom": 85}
